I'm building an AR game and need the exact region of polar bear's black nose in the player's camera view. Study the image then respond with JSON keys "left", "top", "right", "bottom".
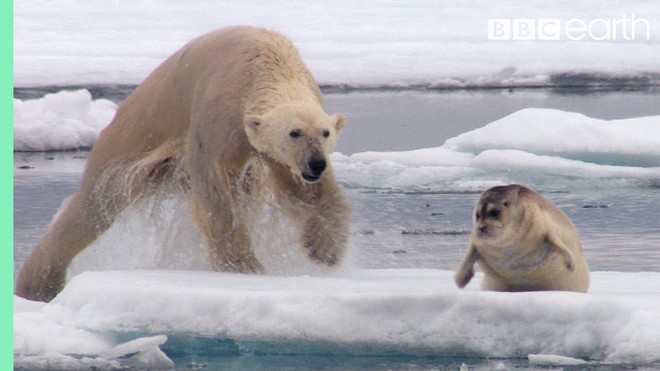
{"left": 309, "top": 158, "right": 327, "bottom": 176}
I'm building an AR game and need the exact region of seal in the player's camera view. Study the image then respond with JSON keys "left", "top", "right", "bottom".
{"left": 454, "top": 184, "right": 590, "bottom": 292}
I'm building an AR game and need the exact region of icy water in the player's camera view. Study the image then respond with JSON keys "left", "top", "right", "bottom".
{"left": 13, "top": 87, "right": 660, "bottom": 370}
{"left": 13, "top": 154, "right": 660, "bottom": 275}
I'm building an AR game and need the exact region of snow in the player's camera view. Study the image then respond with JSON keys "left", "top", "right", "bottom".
{"left": 14, "top": 1, "right": 660, "bottom": 88}
{"left": 13, "top": 270, "right": 660, "bottom": 368}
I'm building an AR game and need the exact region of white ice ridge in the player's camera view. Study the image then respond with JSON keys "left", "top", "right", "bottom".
{"left": 13, "top": 89, "right": 117, "bottom": 151}
{"left": 443, "top": 108, "right": 660, "bottom": 167}
{"left": 13, "top": 269, "right": 660, "bottom": 368}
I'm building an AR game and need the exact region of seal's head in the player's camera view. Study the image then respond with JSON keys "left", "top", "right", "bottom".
{"left": 472, "top": 184, "right": 530, "bottom": 244}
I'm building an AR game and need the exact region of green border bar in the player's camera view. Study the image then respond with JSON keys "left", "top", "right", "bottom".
{"left": 2, "top": 0, "right": 14, "bottom": 368}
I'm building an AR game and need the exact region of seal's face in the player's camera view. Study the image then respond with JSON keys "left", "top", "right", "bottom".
{"left": 472, "top": 184, "right": 526, "bottom": 244}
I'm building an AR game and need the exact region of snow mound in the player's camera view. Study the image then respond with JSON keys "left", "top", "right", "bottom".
{"left": 14, "top": 89, "right": 116, "bottom": 151}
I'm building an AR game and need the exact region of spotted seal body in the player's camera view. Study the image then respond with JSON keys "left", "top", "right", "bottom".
{"left": 455, "top": 184, "right": 590, "bottom": 293}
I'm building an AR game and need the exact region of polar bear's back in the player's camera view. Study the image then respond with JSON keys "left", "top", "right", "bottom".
{"left": 91, "top": 26, "right": 321, "bottom": 167}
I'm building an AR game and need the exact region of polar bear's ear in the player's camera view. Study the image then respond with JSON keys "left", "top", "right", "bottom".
{"left": 332, "top": 114, "right": 346, "bottom": 133}
{"left": 244, "top": 115, "right": 262, "bottom": 132}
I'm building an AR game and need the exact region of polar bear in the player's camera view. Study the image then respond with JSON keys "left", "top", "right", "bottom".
{"left": 16, "top": 26, "right": 351, "bottom": 302}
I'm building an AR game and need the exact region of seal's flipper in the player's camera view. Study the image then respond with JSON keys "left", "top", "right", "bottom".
{"left": 545, "top": 233, "right": 577, "bottom": 272}
{"left": 454, "top": 244, "right": 480, "bottom": 288}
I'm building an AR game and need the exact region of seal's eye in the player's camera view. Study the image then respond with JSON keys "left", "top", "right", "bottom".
{"left": 488, "top": 209, "right": 501, "bottom": 219}
{"left": 289, "top": 129, "right": 302, "bottom": 138}
{"left": 322, "top": 129, "right": 330, "bottom": 138}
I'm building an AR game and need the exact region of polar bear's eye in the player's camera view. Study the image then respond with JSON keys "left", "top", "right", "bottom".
{"left": 322, "top": 129, "right": 330, "bottom": 138}
{"left": 289, "top": 129, "right": 302, "bottom": 138}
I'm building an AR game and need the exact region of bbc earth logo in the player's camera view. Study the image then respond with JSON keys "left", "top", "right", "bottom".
{"left": 488, "top": 14, "right": 651, "bottom": 41}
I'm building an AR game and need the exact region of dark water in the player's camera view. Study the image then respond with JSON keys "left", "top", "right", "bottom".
{"left": 13, "top": 87, "right": 660, "bottom": 370}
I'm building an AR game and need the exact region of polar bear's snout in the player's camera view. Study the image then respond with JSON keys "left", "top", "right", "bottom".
{"left": 308, "top": 157, "right": 326, "bottom": 176}
{"left": 301, "top": 151, "right": 327, "bottom": 183}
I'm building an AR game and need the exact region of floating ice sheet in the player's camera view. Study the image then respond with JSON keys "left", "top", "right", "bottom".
{"left": 13, "top": 269, "right": 660, "bottom": 368}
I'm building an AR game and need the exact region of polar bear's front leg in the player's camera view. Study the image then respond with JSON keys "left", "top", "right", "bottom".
{"left": 301, "top": 180, "right": 351, "bottom": 266}
{"left": 189, "top": 174, "right": 264, "bottom": 274}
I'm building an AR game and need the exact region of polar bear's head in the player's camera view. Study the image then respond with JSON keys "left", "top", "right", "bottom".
{"left": 244, "top": 104, "right": 346, "bottom": 183}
